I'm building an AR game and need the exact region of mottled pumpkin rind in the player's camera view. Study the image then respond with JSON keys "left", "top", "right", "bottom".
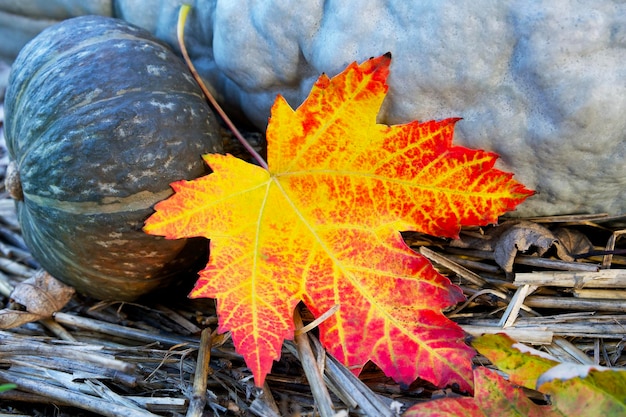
{"left": 4, "top": 16, "right": 221, "bottom": 300}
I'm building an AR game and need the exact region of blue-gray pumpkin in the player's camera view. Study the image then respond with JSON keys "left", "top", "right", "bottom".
{"left": 4, "top": 15, "right": 221, "bottom": 300}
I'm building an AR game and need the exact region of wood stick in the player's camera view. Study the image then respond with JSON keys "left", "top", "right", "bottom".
{"left": 0, "top": 270, "right": 13, "bottom": 297}
{"left": 186, "top": 327, "right": 212, "bottom": 417}
{"left": 461, "top": 325, "right": 553, "bottom": 344}
{"left": 324, "top": 354, "right": 397, "bottom": 417}
{"left": 420, "top": 247, "right": 489, "bottom": 288}
{"left": 0, "top": 340, "right": 134, "bottom": 374}
{"left": 446, "top": 248, "right": 599, "bottom": 272}
{"left": 39, "top": 317, "right": 77, "bottom": 342}
{"left": 572, "top": 289, "right": 626, "bottom": 299}
{"left": 249, "top": 398, "right": 282, "bottom": 417}
{"left": 53, "top": 312, "right": 199, "bottom": 347}
{"left": 127, "top": 396, "right": 187, "bottom": 413}
{"left": 552, "top": 336, "right": 594, "bottom": 365}
{"left": 155, "top": 304, "right": 202, "bottom": 335}
{"left": 294, "top": 309, "right": 335, "bottom": 417}
{"left": 0, "top": 370, "right": 159, "bottom": 417}
{"left": 7, "top": 357, "right": 137, "bottom": 387}
{"left": 465, "top": 317, "right": 626, "bottom": 339}
{"left": 521, "top": 213, "right": 611, "bottom": 223}
{"left": 498, "top": 284, "right": 537, "bottom": 328}
{"left": 259, "top": 381, "right": 281, "bottom": 417}
{"left": 514, "top": 269, "right": 626, "bottom": 288}
{"left": 0, "top": 258, "right": 33, "bottom": 277}
{"left": 602, "top": 230, "right": 626, "bottom": 268}
{"left": 524, "top": 296, "right": 626, "bottom": 312}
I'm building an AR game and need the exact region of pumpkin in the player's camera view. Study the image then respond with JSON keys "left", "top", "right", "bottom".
{"left": 3, "top": 15, "right": 222, "bottom": 300}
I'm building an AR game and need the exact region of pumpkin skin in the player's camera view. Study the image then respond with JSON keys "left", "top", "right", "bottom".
{"left": 4, "top": 15, "right": 222, "bottom": 300}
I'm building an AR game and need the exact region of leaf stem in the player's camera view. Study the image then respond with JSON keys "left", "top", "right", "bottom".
{"left": 176, "top": 5, "right": 269, "bottom": 170}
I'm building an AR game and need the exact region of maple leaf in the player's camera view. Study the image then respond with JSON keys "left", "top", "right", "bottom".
{"left": 473, "top": 333, "right": 626, "bottom": 416}
{"left": 144, "top": 53, "right": 533, "bottom": 388}
{"left": 471, "top": 333, "right": 558, "bottom": 390}
{"left": 402, "top": 367, "right": 560, "bottom": 417}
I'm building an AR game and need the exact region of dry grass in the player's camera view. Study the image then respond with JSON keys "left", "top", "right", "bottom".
{"left": 0, "top": 107, "right": 624, "bottom": 416}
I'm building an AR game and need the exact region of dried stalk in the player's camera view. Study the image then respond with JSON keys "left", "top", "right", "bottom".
{"left": 446, "top": 248, "right": 599, "bottom": 272}
{"left": 186, "top": 327, "right": 212, "bottom": 417}
{"left": 572, "top": 289, "right": 626, "bottom": 299}
{"left": 0, "top": 370, "right": 159, "bottom": 417}
{"left": 53, "top": 311, "right": 199, "bottom": 347}
{"left": 294, "top": 308, "right": 335, "bottom": 417}
{"left": 420, "top": 246, "right": 490, "bottom": 288}
{"left": 249, "top": 398, "right": 282, "bottom": 417}
{"left": 324, "top": 354, "right": 399, "bottom": 417}
{"left": 524, "top": 296, "right": 626, "bottom": 312}
{"left": 461, "top": 325, "right": 554, "bottom": 344}
{"left": 514, "top": 269, "right": 626, "bottom": 288}
{"left": 39, "top": 317, "right": 77, "bottom": 341}
{"left": 155, "top": 304, "right": 202, "bottom": 334}
{"left": 602, "top": 229, "right": 626, "bottom": 268}
{"left": 465, "top": 315, "right": 626, "bottom": 339}
{"left": 498, "top": 284, "right": 538, "bottom": 328}
{"left": 0, "top": 336, "right": 134, "bottom": 374}
{"left": 552, "top": 336, "right": 594, "bottom": 364}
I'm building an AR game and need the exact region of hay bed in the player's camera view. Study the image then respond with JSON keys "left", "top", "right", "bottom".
{"left": 0, "top": 104, "right": 624, "bottom": 416}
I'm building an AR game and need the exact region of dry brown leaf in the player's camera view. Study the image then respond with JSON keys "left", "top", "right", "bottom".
{"left": 0, "top": 310, "right": 42, "bottom": 329}
{"left": 494, "top": 221, "right": 574, "bottom": 274}
{"left": 552, "top": 227, "right": 595, "bottom": 257}
{"left": 0, "top": 270, "right": 74, "bottom": 329}
{"left": 452, "top": 221, "right": 580, "bottom": 274}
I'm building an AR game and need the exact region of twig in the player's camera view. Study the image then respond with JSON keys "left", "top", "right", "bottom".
{"left": 0, "top": 370, "right": 159, "bottom": 417}
{"left": 176, "top": 4, "right": 268, "bottom": 170}
{"left": 0, "top": 258, "right": 33, "bottom": 277}
{"left": 449, "top": 288, "right": 509, "bottom": 316}
{"left": 420, "top": 246, "right": 490, "bottom": 288}
{"left": 155, "top": 304, "right": 202, "bottom": 334}
{"left": 295, "top": 303, "right": 339, "bottom": 336}
{"left": 249, "top": 398, "right": 282, "bottom": 417}
{"left": 461, "top": 325, "right": 554, "bottom": 344}
{"left": 324, "top": 354, "right": 397, "bottom": 417}
{"left": 498, "top": 284, "right": 538, "bottom": 328}
{"left": 572, "top": 289, "right": 626, "bottom": 299}
{"left": 259, "top": 381, "right": 281, "bottom": 416}
{"left": 524, "top": 296, "right": 626, "bottom": 312}
{"left": 294, "top": 308, "right": 336, "bottom": 417}
{"left": 602, "top": 230, "right": 626, "bottom": 269}
{"left": 39, "top": 317, "right": 77, "bottom": 342}
{"left": 465, "top": 315, "right": 626, "bottom": 339}
{"left": 84, "top": 379, "right": 145, "bottom": 411}
{"left": 186, "top": 327, "right": 212, "bottom": 417}
{"left": 11, "top": 356, "right": 137, "bottom": 389}
{"left": 127, "top": 396, "right": 188, "bottom": 413}
{"left": 0, "top": 337, "right": 134, "bottom": 374}
{"left": 552, "top": 336, "right": 594, "bottom": 364}
{"left": 446, "top": 248, "right": 599, "bottom": 272}
{"left": 515, "top": 269, "right": 626, "bottom": 288}
{"left": 521, "top": 213, "right": 611, "bottom": 223}
{"left": 0, "top": 270, "right": 12, "bottom": 297}
{"left": 53, "top": 311, "right": 199, "bottom": 347}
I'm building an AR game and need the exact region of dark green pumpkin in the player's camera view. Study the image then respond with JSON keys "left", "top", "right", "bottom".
{"left": 4, "top": 15, "right": 222, "bottom": 300}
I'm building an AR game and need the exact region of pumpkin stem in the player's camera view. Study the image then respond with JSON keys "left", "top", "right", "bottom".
{"left": 5, "top": 161, "right": 23, "bottom": 201}
{"left": 176, "top": 5, "right": 269, "bottom": 171}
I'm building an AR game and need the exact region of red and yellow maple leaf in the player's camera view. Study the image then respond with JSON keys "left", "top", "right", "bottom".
{"left": 144, "top": 53, "right": 533, "bottom": 389}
